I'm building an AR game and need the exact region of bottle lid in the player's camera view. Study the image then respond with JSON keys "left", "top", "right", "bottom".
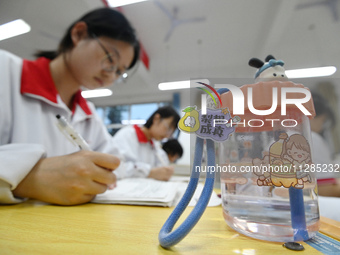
{"left": 220, "top": 81, "right": 316, "bottom": 132}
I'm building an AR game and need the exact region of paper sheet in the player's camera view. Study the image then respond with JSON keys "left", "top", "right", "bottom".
{"left": 92, "top": 178, "right": 221, "bottom": 207}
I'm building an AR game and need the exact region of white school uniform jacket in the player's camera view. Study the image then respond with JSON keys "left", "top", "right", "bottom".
{"left": 0, "top": 50, "right": 119, "bottom": 204}
{"left": 112, "top": 125, "right": 170, "bottom": 179}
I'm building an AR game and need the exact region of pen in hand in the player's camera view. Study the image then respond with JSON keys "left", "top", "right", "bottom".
{"left": 156, "top": 151, "right": 167, "bottom": 167}
{"left": 56, "top": 114, "right": 91, "bottom": 151}
{"left": 56, "top": 114, "right": 116, "bottom": 190}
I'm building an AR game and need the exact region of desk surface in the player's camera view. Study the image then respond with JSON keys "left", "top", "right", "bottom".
{"left": 1, "top": 200, "right": 338, "bottom": 255}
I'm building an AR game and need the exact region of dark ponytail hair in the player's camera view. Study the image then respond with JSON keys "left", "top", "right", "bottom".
{"left": 35, "top": 8, "right": 140, "bottom": 69}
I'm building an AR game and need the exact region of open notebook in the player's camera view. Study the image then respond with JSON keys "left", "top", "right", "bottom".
{"left": 92, "top": 178, "right": 221, "bottom": 207}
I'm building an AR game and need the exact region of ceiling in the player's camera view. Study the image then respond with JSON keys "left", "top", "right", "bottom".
{"left": 1, "top": 0, "right": 340, "bottom": 106}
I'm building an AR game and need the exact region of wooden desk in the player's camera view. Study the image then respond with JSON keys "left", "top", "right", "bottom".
{"left": 0, "top": 200, "right": 336, "bottom": 254}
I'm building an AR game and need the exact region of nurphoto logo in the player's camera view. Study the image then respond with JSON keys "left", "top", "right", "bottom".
{"left": 178, "top": 82, "right": 313, "bottom": 142}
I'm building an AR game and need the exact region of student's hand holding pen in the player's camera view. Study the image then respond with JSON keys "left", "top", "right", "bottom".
{"left": 13, "top": 151, "right": 120, "bottom": 205}
{"left": 148, "top": 166, "right": 174, "bottom": 181}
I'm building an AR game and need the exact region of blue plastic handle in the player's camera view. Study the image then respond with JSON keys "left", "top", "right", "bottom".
{"left": 158, "top": 137, "right": 215, "bottom": 248}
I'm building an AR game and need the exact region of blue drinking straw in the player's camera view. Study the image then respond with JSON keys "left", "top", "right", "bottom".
{"left": 289, "top": 187, "right": 309, "bottom": 241}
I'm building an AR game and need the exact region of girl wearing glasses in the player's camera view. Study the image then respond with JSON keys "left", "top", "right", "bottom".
{"left": 0, "top": 8, "right": 139, "bottom": 205}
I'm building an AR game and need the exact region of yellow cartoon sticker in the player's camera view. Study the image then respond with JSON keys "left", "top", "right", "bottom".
{"left": 252, "top": 133, "right": 312, "bottom": 189}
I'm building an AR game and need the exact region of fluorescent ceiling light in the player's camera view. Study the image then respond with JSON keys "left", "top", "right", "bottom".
{"left": 121, "top": 119, "right": 146, "bottom": 125}
{"left": 286, "top": 66, "right": 336, "bottom": 79}
{"left": 0, "top": 19, "right": 31, "bottom": 41}
{"left": 81, "top": 89, "right": 112, "bottom": 98}
{"left": 159, "top": 80, "right": 190, "bottom": 90}
{"left": 107, "top": 0, "right": 148, "bottom": 7}
{"left": 158, "top": 79, "right": 210, "bottom": 90}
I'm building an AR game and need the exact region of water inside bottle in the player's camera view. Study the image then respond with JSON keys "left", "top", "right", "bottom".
{"left": 219, "top": 130, "right": 320, "bottom": 242}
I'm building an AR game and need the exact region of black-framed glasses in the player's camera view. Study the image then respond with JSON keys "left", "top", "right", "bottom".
{"left": 91, "top": 33, "right": 122, "bottom": 76}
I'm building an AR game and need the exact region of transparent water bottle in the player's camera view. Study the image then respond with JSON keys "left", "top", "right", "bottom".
{"left": 218, "top": 57, "right": 320, "bottom": 242}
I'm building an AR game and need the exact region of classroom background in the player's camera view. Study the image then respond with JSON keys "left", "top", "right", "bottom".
{"left": 1, "top": 0, "right": 340, "bottom": 174}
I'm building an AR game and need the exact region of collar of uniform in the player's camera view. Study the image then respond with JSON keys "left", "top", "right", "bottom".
{"left": 133, "top": 125, "right": 153, "bottom": 145}
{"left": 21, "top": 57, "right": 92, "bottom": 115}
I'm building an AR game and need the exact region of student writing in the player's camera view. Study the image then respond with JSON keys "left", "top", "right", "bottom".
{"left": 112, "top": 106, "right": 180, "bottom": 181}
{"left": 0, "top": 8, "right": 140, "bottom": 205}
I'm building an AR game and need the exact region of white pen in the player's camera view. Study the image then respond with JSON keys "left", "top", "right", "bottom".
{"left": 154, "top": 144, "right": 169, "bottom": 167}
{"left": 56, "top": 114, "right": 91, "bottom": 151}
{"left": 156, "top": 151, "right": 167, "bottom": 166}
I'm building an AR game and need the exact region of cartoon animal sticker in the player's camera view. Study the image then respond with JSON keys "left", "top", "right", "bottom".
{"left": 184, "top": 116, "right": 196, "bottom": 128}
{"left": 178, "top": 106, "right": 200, "bottom": 132}
{"left": 178, "top": 105, "right": 237, "bottom": 142}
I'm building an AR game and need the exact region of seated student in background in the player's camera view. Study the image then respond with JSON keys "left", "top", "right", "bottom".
{"left": 0, "top": 8, "right": 140, "bottom": 205}
{"left": 162, "top": 138, "right": 183, "bottom": 164}
{"left": 112, "top": 106, "right": 180, "bottom": 181}
{"left": 310, "top": 92, "right": 340, "bottom": 197}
